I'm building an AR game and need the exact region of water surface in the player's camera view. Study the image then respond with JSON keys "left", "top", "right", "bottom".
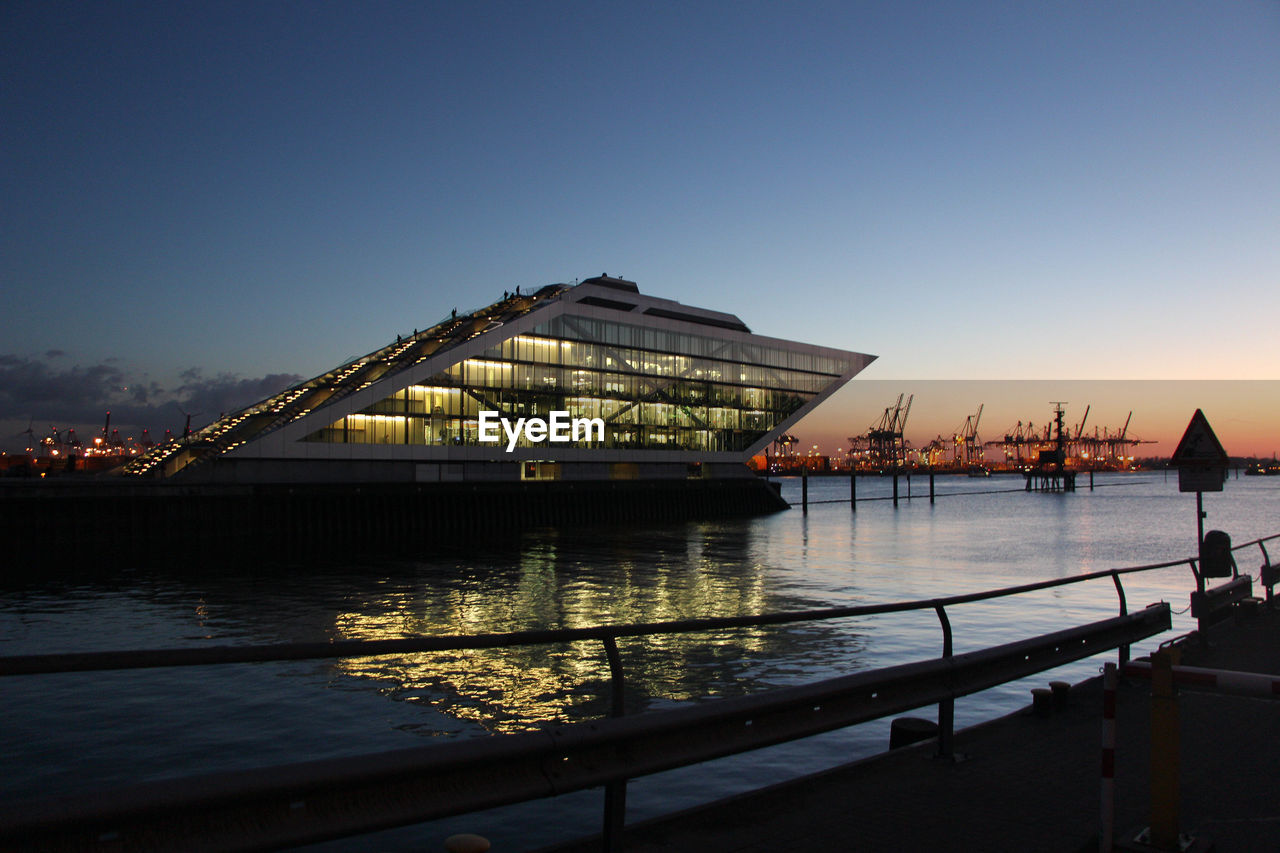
{"left": 2, "top": 471, "right": 1276, "bottom": 850}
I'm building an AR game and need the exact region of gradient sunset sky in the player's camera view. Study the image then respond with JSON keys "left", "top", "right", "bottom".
{"left": 3, "top": 2, "right": 1277, "bottom": 455}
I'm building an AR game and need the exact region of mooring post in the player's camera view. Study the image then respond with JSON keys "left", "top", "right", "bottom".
{"left": 850, "top": 468, "right": 856, "bottom": 512}
{"left": 906, "top": 472, "right": 912, "bottom": 500}
{"left": 892, "top": 471, "right": 899, "bottom": 507}
{"left": 801, "top": 466, "right": 808, "bottom": 513}
{"left": 929, "top": 470, "right": 935, "bottom": 504}
{"left": 1090, "top": 470, "right": 1095, "bottom": 491}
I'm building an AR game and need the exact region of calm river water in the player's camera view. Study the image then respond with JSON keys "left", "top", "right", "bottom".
{"left": 2, "top": 471, "right": 1278, "bottom": 850}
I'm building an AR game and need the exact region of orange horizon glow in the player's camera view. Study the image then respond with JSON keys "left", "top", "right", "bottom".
{"left": 795, "top": 380, "right": 1280, "bottom": 461}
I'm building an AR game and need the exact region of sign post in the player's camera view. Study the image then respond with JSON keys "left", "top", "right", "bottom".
{"left": 1169, "top": 409, "right": 1229, "bottom": 568}
{"left": 1131, "top": 411, "right": 1228, "bottom": 853}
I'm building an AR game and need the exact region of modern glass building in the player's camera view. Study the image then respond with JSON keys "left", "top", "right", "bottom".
{"left": 123, "top": 276, "right": 874, "bottom": 483}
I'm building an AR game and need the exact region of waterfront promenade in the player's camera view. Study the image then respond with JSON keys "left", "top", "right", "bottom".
{"left": 539, "top": 606, "right": 1280, "bottom": 852}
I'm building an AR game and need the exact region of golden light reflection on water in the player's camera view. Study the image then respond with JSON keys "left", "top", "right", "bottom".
{"left": 329, "top": 524, "right": 854, "bottom": 734}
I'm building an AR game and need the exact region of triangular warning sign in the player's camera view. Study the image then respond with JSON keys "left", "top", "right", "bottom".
{"left": 1171, "top": 409, "right": 1229, "bottom": 464}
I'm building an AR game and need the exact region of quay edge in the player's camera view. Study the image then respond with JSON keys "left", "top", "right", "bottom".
{"left": 0, "top": 478, "right": 788, "bottom": 575}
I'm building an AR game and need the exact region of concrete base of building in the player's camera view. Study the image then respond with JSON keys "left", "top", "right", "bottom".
{"left": 0, "top": 477, "right": 788, "bottom": 575}
{"left": 165, "top": 456, "right": 759, "bottom": 485}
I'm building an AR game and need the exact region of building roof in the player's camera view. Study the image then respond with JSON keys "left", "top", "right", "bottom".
{"left": 122, "top": 283, "right": 571, "bottom": 476}
{"left": 122, "top": 277, "right": 873, "bottom": 479}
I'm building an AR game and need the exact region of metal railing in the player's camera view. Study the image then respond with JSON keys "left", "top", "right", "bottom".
{"left": 1, "top": 534, "right": 1276, "bottom": 852}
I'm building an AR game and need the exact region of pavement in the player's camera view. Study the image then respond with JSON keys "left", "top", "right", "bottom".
{"left": 537, "top": 603, "right": 1280, "bottom": 852}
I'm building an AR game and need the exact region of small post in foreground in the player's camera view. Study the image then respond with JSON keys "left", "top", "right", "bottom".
{"left": 1101, "top": 662, "right": 1117, "bottom": 853}
{"left": 1148, "top": 647, "right": 1180, "bottom": 851}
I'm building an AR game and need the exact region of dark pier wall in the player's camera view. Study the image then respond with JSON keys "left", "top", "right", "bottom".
{"left": 0, "top": 479, "right": 787, "bottom": 575}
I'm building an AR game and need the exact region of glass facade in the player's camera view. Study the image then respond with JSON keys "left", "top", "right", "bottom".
{"left": 303, "top": 314, "right": 855, "bottom": 454}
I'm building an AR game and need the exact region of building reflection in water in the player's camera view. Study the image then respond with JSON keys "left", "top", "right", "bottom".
{"left": 328, "top": 521, "right": 867, "bottom": 735}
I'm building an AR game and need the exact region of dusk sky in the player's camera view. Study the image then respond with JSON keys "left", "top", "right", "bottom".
{"left": 3, "top": 2, "right": 1277, "bottom": 455}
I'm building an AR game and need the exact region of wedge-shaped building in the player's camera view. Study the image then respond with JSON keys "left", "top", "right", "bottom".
{"left": 123, "top": 276, "right": 874, "bottom": 483}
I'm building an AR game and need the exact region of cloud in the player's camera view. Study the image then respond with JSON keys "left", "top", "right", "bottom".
{"left": 173, "top": 369, "right": 305, "bottom": 420}
{"left": 0, "top": 355, "right": 128, "bottom": 422}
{"left": 0, "top": 354, "right": 302, "bottom": 450}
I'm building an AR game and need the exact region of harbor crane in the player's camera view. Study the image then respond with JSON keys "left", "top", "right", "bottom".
{"left": 178, "top": 408, "right": 202, "bottom": 439}
{"left": 16, "top": 420, "right": 37, "bottom": 454}
{"left": 849, "top": 394, "right": 912, "bottom": 470}
{"left": 953, "top": 404, "right": 984, "bottom": 468}
{"left": 987, "top": 404, "right": 1151, "bottom": 472}
{"left": 1073, "top": 405, "right": 1090, "bottom": 442}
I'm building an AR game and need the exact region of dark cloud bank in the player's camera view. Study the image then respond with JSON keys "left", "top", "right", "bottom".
{"left": 1, "top": 354, "right": 301, "bottom": 449}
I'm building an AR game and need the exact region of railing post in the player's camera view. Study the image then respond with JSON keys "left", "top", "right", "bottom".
{"left": 1260, "top": 542, "right": 1273, "bottom": 603}
{"left": 602, "top": 636, "right": 626, "bottom": 852}
{"left": 934, "top": 603, "right": 955, "bottom": 759}
{"left": 1111, "top": 573, "right": 1129, "bottom": 665}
